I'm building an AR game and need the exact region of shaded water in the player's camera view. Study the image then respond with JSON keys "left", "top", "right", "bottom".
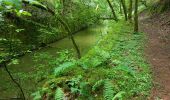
{"left": 0, "top": 20, "right": 109, "bottom": 99}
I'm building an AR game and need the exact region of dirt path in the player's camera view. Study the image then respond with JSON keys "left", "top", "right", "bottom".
{"left": 139, "top": 11, "right": 170, "bottom": 99}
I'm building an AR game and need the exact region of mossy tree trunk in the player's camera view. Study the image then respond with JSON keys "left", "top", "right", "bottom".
{"left": 134, "top": 0, "right": 139, "bottom": 32}
{"left": 106, "top": 0, "right": 118, "bottom": 21}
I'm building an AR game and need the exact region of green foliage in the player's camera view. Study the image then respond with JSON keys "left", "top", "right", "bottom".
{"left": 0, "top": 23, "right": 24, "bottom": 54}
{"left": 103, "top": 80, "right": 114, "bottom": 100}
{"left": 32, "top": 91, "right": 41, "bottom": 100}
{"left": 0, "top": 0, "right": 22, "bottom": 10}
{"left": 0, "top": 0, "right": 32, "bottom": 16}
{"left": 112, "top": 91, "right": 126, "bottom": 100}
{"left": 31, "top": 50, "right": 75, "bottom": 81}
{"left": 29, "top": 21, "right": 151, "bottom": 100}
{"left": 0, "top": 0, "right": 104, "bottom": 50}
{"left": 15, "top": 10, "right": 32, "bottom": 17}
{"left": 80, "top": 45, "right": 111, "bottom": 68}
{"left": 37, "top": 28, "right": 63, "bottom": 44}
{"left": 92, "top": 79, "right": 104, "bottom": 91}
{"left": 8, "top": 59, "right": 19, "bottom": 65}
{"left": 68, "top": 75, "right": 83, "bottom": 94}
{"left": 0, "top": 17, "right": 152, "bottom": 99}
{"left": 66, "top": 75, "right": 92, "bottom": 98}
{"left": 54, "top": 61, "right": 76, "bottom": 77}
{"left": 55, "top": 87, "right": 65, "bottom": 100}
{"left": 0, "top": 0, "right": 154, "bottom": 98}
{"left": 27, "top": 0, "right": 47, "bottom": 10}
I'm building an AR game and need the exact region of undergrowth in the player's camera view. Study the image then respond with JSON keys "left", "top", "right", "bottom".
{"left": 30, "top": 21, "right": 152, "bottom": 100}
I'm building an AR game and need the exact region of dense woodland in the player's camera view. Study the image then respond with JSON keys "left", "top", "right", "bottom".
{"left": 0, "top": 0, "right": 170, "bottom": 100}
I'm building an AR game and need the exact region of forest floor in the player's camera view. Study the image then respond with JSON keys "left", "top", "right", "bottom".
{"left": 139, "top": 10, "right": 170, "bottom": 99}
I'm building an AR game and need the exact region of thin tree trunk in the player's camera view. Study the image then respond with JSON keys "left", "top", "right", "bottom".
{"left": 57, "top": 17, "right": 81, "bottom": 59}
{"left": 121, "top": 0, "right": 128, "bottom": 21}
{"left": 106, "top": 0, "right": 118, "bottom": 21}
{"left": 134, "top": 0, "right": 139, "bottom": 32}
{"left": 119, "top": 1, "right": 123, "bottom": 14}
{"left": 3, "top": 62, "right": 25, "bottom": 100}
{"left": 128, "top": 0, "right": 133, "bottom": 21}
{"left": 22, "top": 0, "right": 81, "bottom": 58}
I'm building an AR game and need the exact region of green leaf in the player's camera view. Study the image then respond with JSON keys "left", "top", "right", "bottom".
{"left": 8, "top": 59, "right": 19, "bottom": 65}
{"left": 92, "top": 79, "right": 104, "bottom": 91}
{"left": 54, "top": 62, "right": 75, "bottom": 77}
{"left": 3, "top": 0, "right": 22, "bottom": 9}
{"left": 15, "top": 28, "right": 25, "bottom": 33}
{"left": 55, "top": 87, "right": 64, "bottom": 100}
{"left": 104, "top": 80, "right": 114, "bottom": 100}
{"left": 26, "top": 0, "right": 47, "bottom": 10}
{"left": 31, "top": 91, "right": 41, "bottom": 100}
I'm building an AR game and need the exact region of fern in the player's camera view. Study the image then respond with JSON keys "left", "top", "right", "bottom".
{"left": 92, "top": 79, "right": 104, "bottom": 91}
{"left": 55, "top": 87, "right": 64, "bottom": 100}
{"left": 114, "top": 66, "right": 135, "bottom": 76}
{"left": 112, "top": 91, "right": 126, "bottom": 100}
{"left": 31, "top": 91, "right": 41, "bottom": 100}
{"left": 104, "top": 80, "right": 114, "bottom": 100}
{"left": 54, "top": 62, "right": 75, "bottom": 77}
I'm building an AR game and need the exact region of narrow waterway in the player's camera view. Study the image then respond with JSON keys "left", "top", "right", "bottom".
{"left": 0, "top": 20, "right": 109, "bottom": 99}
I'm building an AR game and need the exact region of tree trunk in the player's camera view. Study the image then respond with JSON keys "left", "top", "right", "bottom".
{"left": 128, "top": 0, "right": 133, "bottom": 21}
{"left": 134, "top": 0, "right": 139, "bottom": 32}
{"left": 120, "top": 0, "right": 128, "bottom": 21}
{"left": 57, "top": 17, "right": 81, "bottom": 59}
{"left": 22, "top": 0, "right": 81, "bottom": 58}
{"left": 3, "top": 62, "right": 25, "bottom": 100}
{"left": 106, "top": 0, "right": 118, "bottom": 21}
{"left": 119, "top": 1, "right": 123, "bottom": 14}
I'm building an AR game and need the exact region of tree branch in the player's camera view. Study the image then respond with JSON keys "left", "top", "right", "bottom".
{"left": 3, "top": 62, "right": 25, "bottom": 100}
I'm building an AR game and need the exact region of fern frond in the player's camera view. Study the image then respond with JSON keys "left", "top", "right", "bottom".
{"left": 92, "top": 79, "right": 104, "bottom": 91}
{"left": 31, "top": 91, "right": 41, "bottom": 100}
{"left": 54, "top": 62, "right": 75, "bottom": 77}
{"left": 104, "top": 80, "right": 114, "bottom": 100}
{"left": 112, "top": 91, "right": 126, "bottom": 100}
{"left": 55, "top": 87, "right": 64, "bottom": 100}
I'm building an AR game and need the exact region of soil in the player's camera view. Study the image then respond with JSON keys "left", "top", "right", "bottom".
{"left": 139, "top": 10, "right": 170, "bottom": 100}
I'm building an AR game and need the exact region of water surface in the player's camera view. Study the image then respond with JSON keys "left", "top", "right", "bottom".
{"left": 0, "top": 20, "right": 109, "bottom": 99}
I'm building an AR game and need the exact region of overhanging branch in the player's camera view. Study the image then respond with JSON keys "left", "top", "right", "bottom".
{"left": 21, "top": 0, "right": 55, "bottom": 15}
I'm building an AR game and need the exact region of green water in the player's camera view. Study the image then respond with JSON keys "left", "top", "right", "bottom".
{"left": 0, "top": 20, "right": 109, "bottom": 99}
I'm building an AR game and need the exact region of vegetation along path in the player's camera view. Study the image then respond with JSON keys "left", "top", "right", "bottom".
{"left": 1, "top": 0, "right": 170, "bottom": 99}
{"left": 139, "top": 11, "right": 170, "bottom": 99}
